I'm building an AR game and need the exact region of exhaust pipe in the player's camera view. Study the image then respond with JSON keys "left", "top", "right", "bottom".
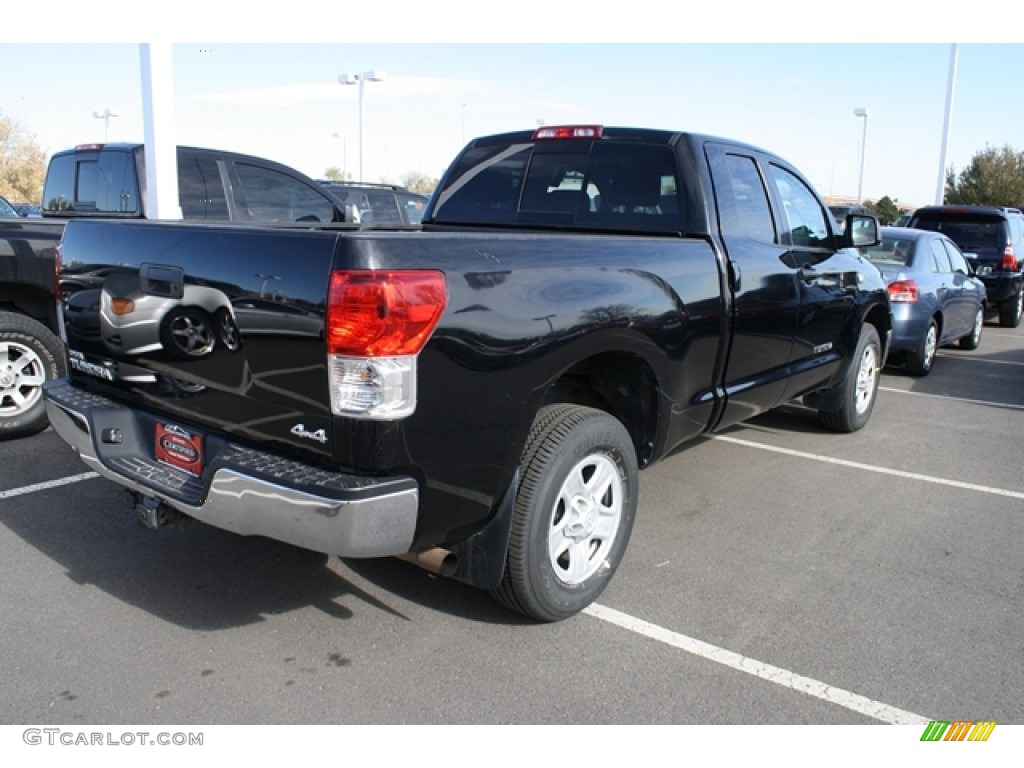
{"left": 397, "top": 547, "right": 458, "bottom": 578}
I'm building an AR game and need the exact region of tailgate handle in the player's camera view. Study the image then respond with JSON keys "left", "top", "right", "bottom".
{"left": 139, "top": 262, "right": 185, "bottom": 299}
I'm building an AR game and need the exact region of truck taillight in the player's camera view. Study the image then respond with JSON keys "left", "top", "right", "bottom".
{"left": 532, "top": 125, "right": 603, "bottom": 140}
{"left": 888, "top": 279, "right": 918, "bottom": 303}
{"left": 1001, "top": 245, "right": 1017, "bottom": 270}
{"left": 326, "top": 270, "right": 447, "bottom": 420}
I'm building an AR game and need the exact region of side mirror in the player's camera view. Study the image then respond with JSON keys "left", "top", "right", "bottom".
{"left": 844, "top": 214, "right": 880, "bottom": 248}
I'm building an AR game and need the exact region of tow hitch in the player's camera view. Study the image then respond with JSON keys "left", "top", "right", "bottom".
{"left": 121, "top": 490, "right": 190, "bottom": 531}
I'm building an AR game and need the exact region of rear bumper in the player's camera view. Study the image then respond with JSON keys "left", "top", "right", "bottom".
{"left": 43, "top": 379, "right": 419, "bottom": 558}
{"left": 978, "top": 271, "right": 1022, "bottom": 306}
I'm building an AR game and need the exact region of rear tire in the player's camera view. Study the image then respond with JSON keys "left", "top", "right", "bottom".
{"left": 959, "top": 307, "right": 984, "bottom": 350}
{"left": 905, "top": 319, "right": 938, "bottom": 376}
{"left": 0, "top": 312, "right": 67, "bottom": 440}
{"left": 998, "top": 290, "right": 1022, "bottom": 328}
{"left": 490, "top": 404, "right": 638, "bottom": 622}
{"left": 818, "top": 324, "right": 881, "bottom": 433}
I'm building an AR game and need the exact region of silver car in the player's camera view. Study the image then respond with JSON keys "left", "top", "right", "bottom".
{"left": 99, "top": 275, "right": 238, "bottom": 359}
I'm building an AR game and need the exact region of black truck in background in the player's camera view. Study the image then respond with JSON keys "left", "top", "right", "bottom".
{"left": 1, "top": 143, "right": 359, "bottom": 439}
{"left": 44, "top": 125, "right": 891, "bottom": 621}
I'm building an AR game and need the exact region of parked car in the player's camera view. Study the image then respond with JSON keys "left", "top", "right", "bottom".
{"left": 861, "top": 226, "right": 986, "bottom": 375}
{"left": 907, "top": 205, "right": 1024, "bottom": 328}
{"left": 0, "top": 194, "right": 19, "bottom": 218}
{"left": 317, "top": 181, "right": 429, "bottom": 225}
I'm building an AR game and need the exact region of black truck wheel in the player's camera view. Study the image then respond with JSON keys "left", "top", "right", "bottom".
{"left": 818, "top": 324, "right": 881, "bottom": 433}
{"left": 490, "top": 404, "right": 638, "bottom": 622}
{"left": 0, "top": 312, "right": 67, "bottom": 440}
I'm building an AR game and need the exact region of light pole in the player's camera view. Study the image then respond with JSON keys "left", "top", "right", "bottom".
{"left": 338, "top": 71, "right": 385, "bottom": 182}
{"left": 853, "top": 107, "right": 869, "bottom": 205}
{"left": 936, "top": 44, "right": 959, "bottom": 204}
{"left": 93, "top": 108, "right": 120, "bottom": 141}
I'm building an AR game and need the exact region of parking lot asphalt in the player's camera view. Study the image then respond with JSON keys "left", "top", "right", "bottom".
{"left": 1, "top": 322, "right": 1021, "bottom": 729}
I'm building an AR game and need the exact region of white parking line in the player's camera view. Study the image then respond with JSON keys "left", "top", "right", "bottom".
{"left": 0, "top": 472, "right": 99, "bottom": 500}
{"left": 710, "top": 434, "right": 1024, "bottom": 500}
{"left": 935, "top": 353, "right": 1024, "bottom": 367}
{"left": 880, "top": 386, "right": 1024, "bottom": 411}
{"left": 585, "top": 603, "right": 930, "bottom": 724}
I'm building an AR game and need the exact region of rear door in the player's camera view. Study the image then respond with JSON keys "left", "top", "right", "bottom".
{"left": 705, "top": 143, "right": 801, "bottom": 425}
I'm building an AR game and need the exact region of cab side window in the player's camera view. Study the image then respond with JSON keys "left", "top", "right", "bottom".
{"left": 766, "top": 164, "right": 830, "bottom": 248}
{"left": 715, "top": 153, "right": 775, "bottom": 243}
{"left": 234, "top": 163, "right": 337, "bottom": 223}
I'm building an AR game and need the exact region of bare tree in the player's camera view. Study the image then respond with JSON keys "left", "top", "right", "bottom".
{"left": 400, "top": 171, "right": 439, "bottom": 195}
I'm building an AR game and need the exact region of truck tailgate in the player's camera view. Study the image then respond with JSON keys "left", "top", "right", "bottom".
{"left": 59, "top": 219, "right": 339, "bottom": 458}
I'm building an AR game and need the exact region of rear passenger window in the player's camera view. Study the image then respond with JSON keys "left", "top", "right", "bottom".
{"left": 930, "top": 239, "right": 952, "bottom": 272}
{"left": 715, "top": 154, "right": 775, "bottom": 243}
{"left": 178, "top": 153, "right": 228, "bottom": 220}
{"left": 943, "top": 241, "right": 969, "bottom": 275}
{"left": 234, "top": 163, "right": 336, "bottom": 223}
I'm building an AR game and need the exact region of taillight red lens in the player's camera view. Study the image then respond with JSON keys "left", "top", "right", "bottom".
{"left": 1002, "top": 245, "right": 1017, "bottom": 270}
{"left": 888, "top": 279, "right": 918, "bottom": 303}
{"left": 532, "top": 125, "right": 603, "bottom": 140}
{"left": 327, "top": 270, "right": 447, "bottom": 357}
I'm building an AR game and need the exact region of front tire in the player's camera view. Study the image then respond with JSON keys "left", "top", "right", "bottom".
{"left": 0, "top": 312, "right": 67, "bottom": 440}
{"left": 490, "top": 404, "right": 638, "bottom": 622}
{"left": 818, "top": 324, "right": 881, "bottom": 433}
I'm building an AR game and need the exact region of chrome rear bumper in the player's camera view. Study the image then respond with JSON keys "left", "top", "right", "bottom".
{"left": 43, "top": 379, "right": 419, "bottom": 558}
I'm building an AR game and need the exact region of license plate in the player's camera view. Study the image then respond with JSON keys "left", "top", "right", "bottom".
{"left": 154, "top": 422, "right": 204, "bottom": 476}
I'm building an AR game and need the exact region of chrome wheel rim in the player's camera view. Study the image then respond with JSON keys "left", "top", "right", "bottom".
{"left": 923, "top": 325, "right": 938, "bottom": 369}
{"left": 854, "top": 341, "right": 878, "bottom": 415}
{"left": 971, "top": 309, "right": 983, "bottom": 345}
{"left": 0, "top": 340, "right": 45, "bottom": 417}
{"left": 169, "top": 315, "right": 214, "bottom": 356}
{"left": 548, "top": 452, "right": 624, "bottom": 585}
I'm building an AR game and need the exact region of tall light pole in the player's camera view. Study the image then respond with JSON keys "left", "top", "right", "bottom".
{"left": 338, "top": 71, "right": 385, "bottom": 182}
{"left": 936, "top": 44, "right": 959, "bottom": 205}
{"left": 853, "top": 107, "right": 870, "bottom": 204}
{"left": 93, "top": 108, "right": 120, "bottom": 141}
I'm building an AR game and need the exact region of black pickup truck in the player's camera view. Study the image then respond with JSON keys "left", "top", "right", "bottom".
{"left": 43, "top": 125, "right": 890, "bottom": 621}
{"left": 1, "top": 143, "right": 355, "bottom": 439}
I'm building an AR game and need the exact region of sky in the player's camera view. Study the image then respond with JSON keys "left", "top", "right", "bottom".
{"left": 3, "top": 4, "right": 1023, "bottom": 208}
